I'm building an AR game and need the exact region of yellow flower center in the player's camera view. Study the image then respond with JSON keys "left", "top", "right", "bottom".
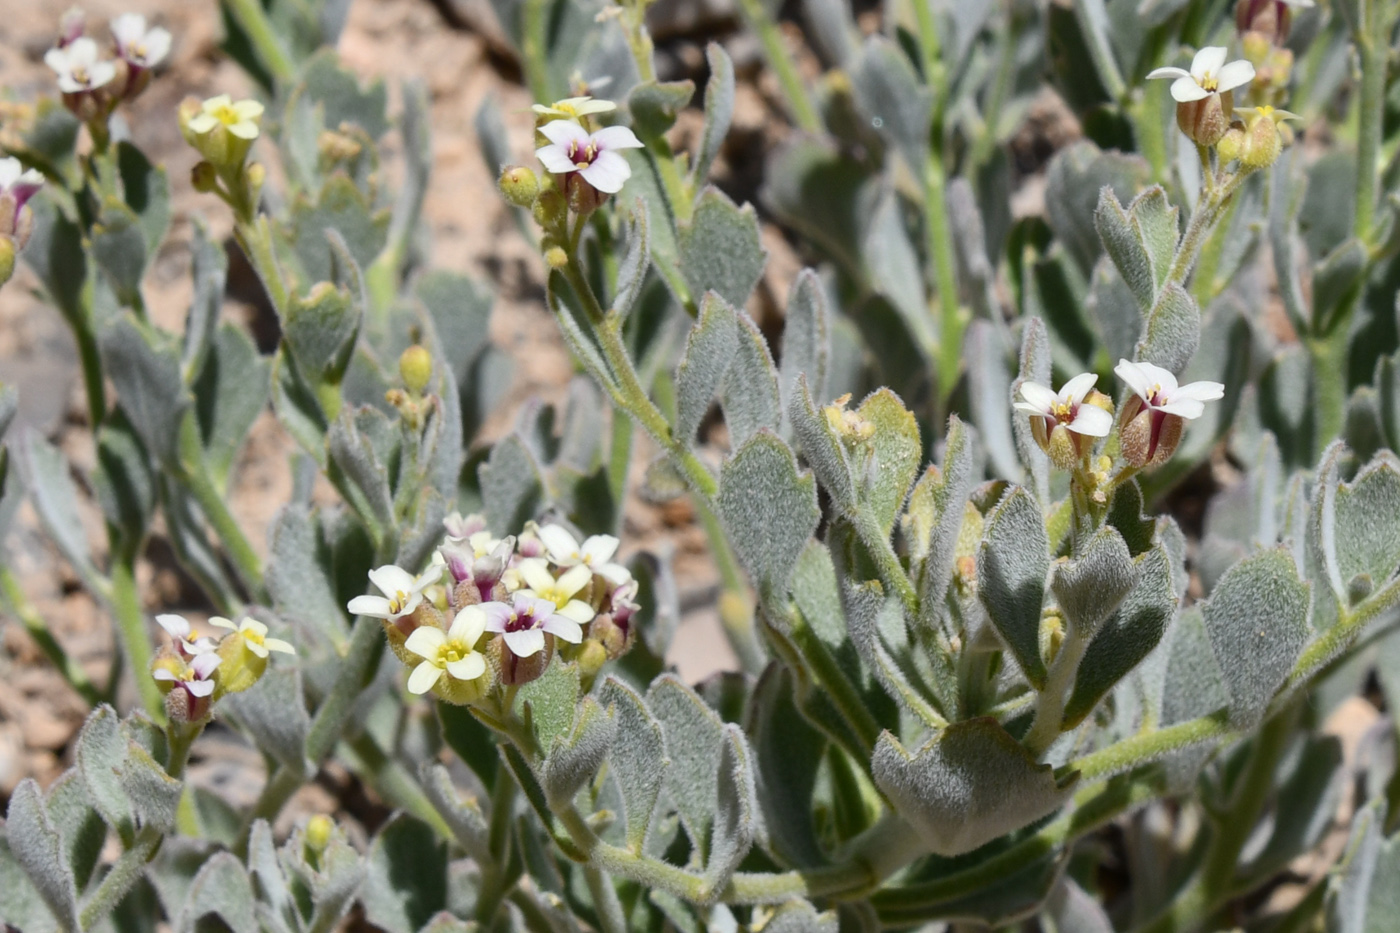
{"left": 556, "top": 102, "right": 580, "bottom": 117}
{"left": 211, "top": 103, "right": 242, "bottom": 127}
{"left": 1200, "top": 74, "right": 1218, "bottom": 91}
{"left": 1051, "top": 401, "right": 1075, "bottom": 422}
{"left": 72, "top": 66, "right": 89, "bottom": 85}
{"left": 388, "top": 589, "right": 410, "bottom": 614}
{"left": 434, "top": 639, "right": 473, "bottom": 668}
{"left": 245, "top": 629, "right": 265, "bottom": 647}
{"left": 132, "top": 43, "right": 147, "bottom": 60}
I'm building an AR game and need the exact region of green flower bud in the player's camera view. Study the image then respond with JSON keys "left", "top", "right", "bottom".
{"left": 399, "top": 344, "right": 433, "bottom": 395}
{"left": 532, "top": 189, "right": 565, "bottom": 228}
{"left": 499, "top": 165, "right": 540, "bottom": 207}
{"left": 1217, "top": 126, "right": 1245, "bottom": 164}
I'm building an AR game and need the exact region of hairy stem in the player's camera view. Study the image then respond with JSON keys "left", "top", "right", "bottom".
{"left": 178, "top": 416, "right": 266, "bottom": 603}
{"left": 1354, "top": 6, "right": 1385, "bottom": 241}
{"left": 1023, "top": 627, "right": 1091, "bottom": 757}
{"left": 1065, "top": 709, "right": 1234, "bottom": 783}
{"left": 111, "top": 558, "right": 164, "bottom": 721}
{"left": 222, "top": 0, "right": 297, "bottom": 85}
{"left": 734, "top": 0, "right": 821, "bottom": 132}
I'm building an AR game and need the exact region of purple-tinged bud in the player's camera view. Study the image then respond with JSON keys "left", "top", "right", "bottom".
{"left": 1176, "top": 90, "right": 1234, "bottom": 147}
{"left": 491, "top": 633, "right": 553, "bottom": 685}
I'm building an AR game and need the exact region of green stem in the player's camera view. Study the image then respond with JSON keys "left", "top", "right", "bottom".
{"left": 852, "top": 511, "right": 920, "bottom": 620}
{"left": 79, "top": 826, "right": 163, "bottom": 930}
{"left": 1071, "top": 0, "right": 1126, "bottom": 99}
{"left": 521, "top": 0, "right": 553, "bottom": 101}
{"left": 606, "top": 408, "right": 633, "bottom": 536}
{"left": 178, "top": 416, "right": 266, "bottom": 602}
{"left": 74, "top": 313, "right": 107, "bottom": 429}
{"left": 234, "top": 218, "right": 291, "bottom": 317}
{"left": 1023, "top": 628, "right": 1091, "bottom": 757}
{"left": 1354, "top": 14, "right": 1385, "bottom": 241}
{"left": 1132, "top": 706, "right": 1295, "bottom": 933}
{"left": 1064, "top": 709, "right": 1234, "bottom": 783}
{"left": 111, "top": 559, "right": 164, "bottom": 721}
{"left": 342, "top": 732, "right": 454, "bottom": 841}
{"left": 926, "top": 150, "right": 965, "bottom": 409}
{"left": 0, "top": 567, "right": 102, "bottom": 707}
{"left": 786, "top": 607, "right": 882, "bottom": 757}
{"left": 1168, "top": 168, "right": 1254, "bottom": 287}
{"left": 584, "top": 864, "right": 629, "bottom": 933}
{"left": 734, "top": 0, "right": 821, "bottom": 132}
{"left": 223, "top": 0, "right": 297, "bottom": 85}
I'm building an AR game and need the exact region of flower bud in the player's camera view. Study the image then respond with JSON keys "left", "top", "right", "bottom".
{"left": 577, "top": 639, "right": 609, "bottom": 679}
{"left": 399, "top": 344, "right": 433, "bottom": 394}
{"left": 305, "top": 815, "right": 333, "bottom": 858}
{"left": 1030, "top": 418, "right": 1091, "bottom": 470}
{"left": 1217, "top": 126, "right": 1245, "bottom": 164}
{"left": 150, "top": 649, "right": 185, "bottom": 695}
{"left": 245, "top": 162, "right": 266, "bottom": 196}
{"left": 499, "top": 166, "right": 540, "bottom": 207}
{"left": 0, "top": 237, "right": 14, "bottom": 288}
{"left": 191, "top": 160, "right": 219, "bottom": 192}
{"left": 492, "top": 633, "right": 554, "bottom": 685}
{"left": 431, "top": 665, "right": 492, "bottom": 705}
{"left": 1241, "top": 30, "right": 1272, "bottom": 68}
{"left": 1235, "top": 0, "right": 1291, "bottom": 44}
{"left": 564, "top": 173, "right": 608, "bottom": 215}
{"left": 533, "top": 189, "right": 565, "bottom": 229}
{"left": 1118, "top": 395, "right": 1184, "bottom": 467}
{"left": 1176, "top": 90, "right": 1234, "bottom": 147}
{"left": 177, "top": 96, "right": 203, "bottom": 146}
{"left": 1241, "top": 110, "right": 1283, "bottom": 169}
{"left": 544, "top": 244, "right": 568, "bottom": 269}
{"left": 58, "top": 7, "right": 86, "bottom": 47}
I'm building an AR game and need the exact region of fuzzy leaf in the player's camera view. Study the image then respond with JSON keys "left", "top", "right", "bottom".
{"left": 854, "top": 390, "right": 921, "bottom": 535}
{"left": 91, "top": 200, "right": 149, "bottom": 306}
{"left": 1011, "top": 318, "right": 1052, "bottom": 502}
{"left": 1327, "top": 450, "right": 1400, "bottom": 603}
{"left": 6, "top": 779, "right": 78, "bottom": 929}
{"left": 695, "top": 43, "right": 735, "bottom": 184}
{"left": 362, "top": 815, "right": 448, "bottom": 933}
{"left": 966, "top": 320, "right": 1020, "bottom": 482}
{"left": 542, "top": 697, "right": 616, "bottom": 807}
{"left": 222, "top": 665, "right": 311, "bottom": 774}
{"left": 702, "top": 726, "right": 760, "bottom": 896}
{"left": 101, "top": 313, "right": 190, "bottom": 466}
{"left": 598, "top": 677, "right": 668, "bottom": 851}
{"left": 283, "top": 281, "right": 361, "bottom": 383}
{"left": 1130, "top": 187, "right": 1179, "bottom": 294}
{"left": 628, "top": 80, "right": 695, "bottom": 137}
{"left": 194, "top": 323, "right": 271, "bottom": 487}
{"left": 862, "top": 190, "right": 929, "bottom": 346}
{"left": 19, "top": 433, "right": 100, "bottom": 589}
{"left": 718, "top": 432, "right": 820, "bottom": 599}
{"left": 328, "top": 407, "right": 395, "bottom": 528}
{"left": 179, "top": 852, "right": 257, "bottom": 933}
{"left": 721, "top": 310, "right": 782, "bottom": 445}
{"left": 1044, "top": 878, "right": 1115, "bottom": 933}
{"left": 612, "top": 203, "right": 650, "bottom": 322}
{"left": 1095, "top": 187, "right": 1155, "bottom": 310}
{"left": 75, "top": 706, "right": 137, "bottom": 838}
{"left": 420, "top": 764, "right": 490, "bottom": 863}
{"left": 779, "top": 269, "right": 830, "bottom": 417}
{"left": 978, "top": 486, "right": 1050, "bottom": 688}
{"left": 871, "top": 719, "right": 1077, "bottom": 856}
{"left": 1063, "top": 545, "right": 1177, "bottom": 728}
{"left": 1136, "top": 283, "right": 1199, "bottom": 375}
{"left": 1327, "top": 799, "right": 1400, "bottom": 933}
{"left": 43, "top": 771, "right": 105, "bottom": 892}
{"left": 788, "top": 378, "right": 856, "bottom": 511}
{"left": 748, "top": 664, "right": 826, "bottom": 868}
{"left": 766, "top": 899, "right": 839, "bottom": 933}
{"left": 678, "top": 188, "right": 767, "bottom": 310}
{"left": 515, "top": 657, "right": 581, "bottom": 757}
{"left": 1051, "top": 526, "right": 1138, "bottom": 639}
{"left": 917, "top": 417, "right": 978, "bottom": 625}
{"left": 675, "top": 292, "right": 740, "bottom": 444}
{"left": 1203, "top": 547, "right": 1310, "bottom": 728}
{"left": 479, "top": 433, "right": 544, "bottom": 534}
{"left": 648, "top": 675, "right": 726, "bottom": 861}
{"left": 1045, "top": 142, "right": 1148, "bottom": 274}
{"left": 851, "top": 37, "right": 932, "bottom": 171}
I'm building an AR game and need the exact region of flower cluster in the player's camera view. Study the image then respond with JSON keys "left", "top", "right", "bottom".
{"left": 44, "top": 9, "right": 169, "bottom": 126}
{"left": 0, "top": 158, "right": 45, "bottom": 287}
{"left": 349, "top": 515, "right": 641, "bottom": 704}
{"left": 179, "top": 93, "right": 266, "bottom": 222}
{"left": 150, "top": 613, "right": 295, "bottom": 723}
{"left": 1016, "top": 360, "right": 1223, "bottom": 473}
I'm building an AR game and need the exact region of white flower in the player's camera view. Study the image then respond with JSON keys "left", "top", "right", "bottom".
{"left": 516, "top": 559, "right": 596, "bottom": 623}
{"left": 536, "top": 120, "right": 643, "bottom": 194}
{"left": 480, "top": 593, "right": 584, "bottom": 659}
{"left": 155, "top": 613, "right": 218, "bottom": 658}
{"left": 186, "top": 94, "right": 264, "bottom": 140}
{"left": 347, "top": 563, "right": 443, "bottom": 620}
{"left": 403, "top": 607, "right": 488, "bottom": 695}
{"left": 111, "top": 13, "right": 171, "bottom": 70}
{"left": 1147, "top": 47, "right": 1255, "bottom": 103}
{"left": 532, "top": 96, "right": 617, "bottom": 120}
{"left": 536, "top": 524, "right": 632, "bottom": 586}
{"left": 1014, "top": 373, "right": 1113, "bottom": 437}
{"left": 209, "top": 616, "right": 295, "bottom": 659}
{"left": 1114, "top": 360, "right": 1224, "bottom": 419}
{"left": 442, "top": 511, "right": 489, "bottom": 543}
{"left": 152, "top": 650, "right": 221, "bottom": 698}
{"left": 44, "top": 37, "right": 116, "bottom": 94}
{"left": 0, "top": 158, "right": 45, "bottom": 236}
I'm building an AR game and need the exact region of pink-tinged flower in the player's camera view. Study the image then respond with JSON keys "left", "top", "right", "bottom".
{"left": 1114, "top": 360, "right": 1224, "bottom": 467}
{"left": 57, "top": 8, "right": 86, "bottom": 48}
{"left": 442, "top": 511, "right": 490, "bottom": 543}
{"left": 1014, "top": 373, "right": 1113, "bottom": 469}
{"left": 1147, "top": 47, "right": 1255, "bottom": 147}
{"left": 439, "top": 534, "right": 514, "bottom": 602}
{"left": 1236, "top": 0, "right": 1313, "bottom": 44}
{"left": 403, "top": 606, "right": 488, "bottom": 695}
{"left": 210, "top": 616, "right": 295, "bottom": 659}
{"left": 44, "top": 37, "right": 116, "bottom": 94}
{"left": 516, "top": 559, "right": 596, "bottom": 623}
{"left": 536, "top": 524, "right": 632, "bottom": 586}
{"left": 111, "top": 14, "right": 170, "bottom": 69}
{"left": 590, "top": 578, "right": 640, "bottom": 660}
{"left": 155, "top": 613, "right": 219, "bottom": 659}
{"left": 0, "top": 158, "right": 45, "bottom": 248}
{"left": 480, "top": 593, "right": 584, "bottom": 659}
{"left": 152, "top": 651, "right": 220, "bottom": 722}
{"left": 536, "top": 120, "right": 642, "bottom": 195}
{"left": 347, "top": 563, "right": 442, "bottom": 621}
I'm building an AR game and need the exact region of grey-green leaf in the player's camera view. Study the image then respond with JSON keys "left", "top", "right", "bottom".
{"left": 1050, "top": 526, "right": 1138, "bottom": 639}
{"left": 978, "top": 486, "right": 1050, "bottom": 688}
{"left": 6, "top": 779, "right": 79, "bottom": 930}
{"left": 871, "top": 719, "right": 1077, "bottom": 856}
{"left": 598, "top": 676, "right": 669, "bottom": 852}
{"left": 1136, "top": 283, "right": 1199, "bottom": 376}
{"left": 678, "top": 188, "right": 767, "bottom": 310}
{"left": 478, "top": 433, "right": 544, "bottom": 534}
{"left": 362, "top": 815, "right": 448, "bottom": 933}
{"left": 676, "top": 292, "right": 740, "bottom": 444}
{"left": 779, "top": 269, "right": 830, "bottom": 414}
{"left": 647, "top": 674, "right": 726, "bottom": 861}
{"left": 718, "top": 432, "right": 820, "bottom": 600}
{"left": 1202, "top": 547, "right": 1310, "bottom": 728}
{"left": 721, "top": 310, "right": 782, "bottom": 445}
{"left": 694, "top": 43, "right": 735, "bottom": 184}
{"left": 178, "top": 852, "right": 257, "bottom": 933}
{"left": 542, "top": 697, "right": 616, "bottom": 807}
{"left": 789, "top": 377, "right": 856, "bottom": 512}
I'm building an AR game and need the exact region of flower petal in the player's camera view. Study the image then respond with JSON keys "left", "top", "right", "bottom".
{"left": 1157, "top": 399, "right": 1206, "bottom": 419}
{"left": 227, "top": 119, "right": 260, "bottom": 140}
{"left": 446, "top": 654, "right": 486, "bottom": 682}
{"left": 1172, "top": 379, "right": 1225, "bottom": 402}
{"left": 186, "top": 113, "right": 218, "bottom": 134}
{"left": 478, "top": 601, "right": 514, "bottom": 632}
{"left": 407, "top": 660, "right": 443, "bottom": 695}
{"left": 1068, "top": 405, "right": 1113, "bottom": 437}
{"left": 592, "top": 125, "right": 644, "bottom": 150}
{"left": 537, "top": 144, "right": 579, "bottom": 174}
{"left": 347, "top": 595, "right": 392, "bottom": 618}
{"left": 111, "top": 13, "right": 146, "bottom": 46}
{"left": 554, "top": 564, "right": 593, "bottom": 598}
{"left": 504, "top": 628, "right": 547, "bottom": 657}
{"left": 142, "top": 29, "right": 172, "bottom": 66}
{"left": 368, "top": 565, "right": 417, "bottom": 597}
{"left": 156, "top": 614, "right": 191, "bottom": 638}
{"left": 1190, "top": 46, "right": 1228, "bottom": 83}
{"left": 87, "top": 61, "right": 117, "bottom": 90}
{"left": 43, "top": 47, "right": 71, "bottom": 76}
{"left": 1059, "top": 372, "right": 1100, "bottom": 404}
{"left": 1215, "top": 59, "right": 1256, "bottom": 94}
{"left": 541, "top": 615, "right": 583, "bottom": 643}
{"left": 264, "top": 638, "right": 296, "bottom": 655}
{"left": 186, "top": 679, "right": 217, "bottom": 698}
{"left": 192, "top": 653, "right": 222, "bottom": 678}
{"left": 538, "top": 119, "right": 591, "bottom": 147}
{"left": 579, "top": 151, "right": 631, "bottom": 193}
{"left": 1145, "top": 66, "right": 1191, "bottom": 81}
{"left": 557, "top": 600, "right": 596, "bottom": 624}
{"left": 1170, "top": 77, "right": 1210, "bottom": 102}
{"left": 596, "top": 562, "right": 633, "bottom": 587}
{"left": 1017, "top": 381, "right": 1058, "bottom": 414}
{"left": 581, "top": 534, "right": 620, "bottom": 564}
{"left": 1114, "top": 359, "right": 1156, "bottom": 399}
{"left": 246, "top": 641, "right": 270, "bottom": 659}
{"left": 405, "top": 626, "right": 447, "bottom": 660}
{"left": 208, "top": 616, "right": 236, "bottom": 631}
{"left": 448, "top": 606, "right": 487, "bottom": 644}
{"left": 538, "top": 524, "right": 582, "bottom": 563}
